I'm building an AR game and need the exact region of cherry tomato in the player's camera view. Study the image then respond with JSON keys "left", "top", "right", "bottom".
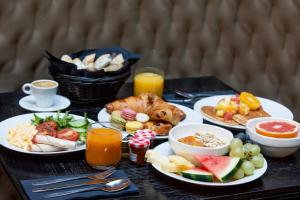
{"left": 224, "top": 111, "right": 233, "bottom": 121}
{"left": 57, "top": 128, "right": 79, "bottom": 141}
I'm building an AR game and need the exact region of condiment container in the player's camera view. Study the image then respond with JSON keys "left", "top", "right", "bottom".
{"left": 133, "top": 129, "right": 156, "bottom": 148}
{"left": 128, "top": 137, "right": 150, "bottom": 165}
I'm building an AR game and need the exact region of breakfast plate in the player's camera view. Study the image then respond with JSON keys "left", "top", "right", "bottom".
{"left": 194, "top": 95, "right": 294, "bottom": 130}
{"left": 19, "top": 95, "right": 71, "bottom": 112}
{"left": 151, "top": 142, "right": 268, "bottom": 186}
{"left": 98, "top": 103, "right": 203, "bottom": 139}
{"left": 0, "top": 113, "right": 94, "bottom": 155}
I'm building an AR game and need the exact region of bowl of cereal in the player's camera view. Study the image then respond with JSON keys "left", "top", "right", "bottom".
{"left": 168, "top": 123, "right": 233, "bottom": 163}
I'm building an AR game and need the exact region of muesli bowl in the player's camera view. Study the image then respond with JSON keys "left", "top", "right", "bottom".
{"left": 47, "top": 47, "right": 141, "bottom": 104}
{"left": 246, "top": 117, "right": 300, "bottom": 158}
{"left": 168, "top": 123, "right": 233, "bottom": 163}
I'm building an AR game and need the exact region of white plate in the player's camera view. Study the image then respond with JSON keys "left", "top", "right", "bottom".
{"left": 0, "top": 112, "right": 94, "bottom": 155}
{"left": 19, "top": 95, "right": 71, "bottom": 112}
{"left": 152, "top": 142, "right": 268, "bottom": 186}
{"left": 194, "top": 95, "right": 294, "bottom": 130}
{"left": 97, "top": 103, "right": 203, "bottom": 139}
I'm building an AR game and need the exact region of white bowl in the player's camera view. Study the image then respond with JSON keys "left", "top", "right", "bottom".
{"left": 168, "top": 123, "right": 233, "bottom": 163}
{"left": 246, "top": 117, "right": 300, "bottom": 158}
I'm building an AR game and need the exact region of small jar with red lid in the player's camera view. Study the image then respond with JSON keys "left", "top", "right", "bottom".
{"left": 133, "top": 129, "right": 156, "bottom": 148}
{"left": 128, "top": 137, "right": 150, "bottom": 165}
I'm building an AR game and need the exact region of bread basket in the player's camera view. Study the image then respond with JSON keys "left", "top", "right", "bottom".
{"left": 47, "top": 47, "right": 141, "bottom": 104}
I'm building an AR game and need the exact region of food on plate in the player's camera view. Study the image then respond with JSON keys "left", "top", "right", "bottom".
{"left": 60, "top": 53, "right": 125, "bottom": 72}
{"left": 201, "top": 92, "right": 270, "bottom": 126}
{"left": 125, "top": 121, "right": 143, "bottom": 134}
{"left": 136, "top": 113, "right": 150, "bottom": 123}
{"left": 195, "top": 155, "right": 242, "bottom": 182}
{"left": 111, "top": 111, "right": 126, "bottom": 129}
{"left": 147, "top": 138, "right": 266, "bottom": 183}
{"left": 255, "top": 120, "right": 299, "bottom": 138}
{"left": 29, "top": 144, "right": 64, "bottom": 152}
{"left": 178, "top": 132, "right": 225, "bottom": 148}
{"left": 32, "top": 135, "right": 76, "bottom": 149}
{"left": 182, "top": 168, "right": 214, "bottom": 182}
{"left": 146, "top": 150, "right": 195, "bottom": 173}
{"left": 6, "top": 112, "right": 90, "bottom": 152}
{"left": 105, "top": 93, "right": 186, "bottom": 126}
{"left": 143, "top": 121, "right": 173, "bottom": 135}
{"left": 121, "top": 108, "right": 137, "bottom": 121}
{"left": 105, "top": 93, "right": 186, "bottom": 135}
{"left": 7, "top": 123, "right": 38, "bottom": 150}
{"left": 229, "top": 138, "right": 265, "bottom": 179}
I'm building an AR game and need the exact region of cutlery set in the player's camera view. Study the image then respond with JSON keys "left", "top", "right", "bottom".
{"left": 31, "top": 167, "right": 130, "bottom": 198}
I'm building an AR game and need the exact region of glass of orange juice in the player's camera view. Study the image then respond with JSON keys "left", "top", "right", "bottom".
{"left": 134, "top": 67, "right": 164, "bottom": 97}
{"left": 86, "top": 124, "right": 122, "bottom": 170}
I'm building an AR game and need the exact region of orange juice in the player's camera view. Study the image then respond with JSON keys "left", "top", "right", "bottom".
{"left": 134, "top": 72, "right": 164, "bottom": 97}
{"left": 86, "top": 128, "right": 122, "bottom": 167}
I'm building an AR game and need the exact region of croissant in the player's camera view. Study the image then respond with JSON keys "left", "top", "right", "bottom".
{"left": 105, "top": 93, "right": 186, "bottom": 125}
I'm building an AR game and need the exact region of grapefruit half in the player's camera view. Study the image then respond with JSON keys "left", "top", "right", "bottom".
{"left": 255, "top": 121, "right": 299, "bottom": 138}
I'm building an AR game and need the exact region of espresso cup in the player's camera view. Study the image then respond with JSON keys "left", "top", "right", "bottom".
{"left": 22, "top": 80, "right": 58, "bottom": 108}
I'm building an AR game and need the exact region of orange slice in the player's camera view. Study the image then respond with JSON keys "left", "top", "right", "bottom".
{"left": 255, "top": 121, "right": 299, "bottom": 138}
{"left": 240, "top": 92, "right": 260, "bottom": 110}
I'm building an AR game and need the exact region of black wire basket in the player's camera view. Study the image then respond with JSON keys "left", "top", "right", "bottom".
{"left": 47, "top": 47, "right": 141, "bottom": 104}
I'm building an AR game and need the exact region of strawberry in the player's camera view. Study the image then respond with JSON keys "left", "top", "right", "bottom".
{"left": 224, "top": 111, "right": 233, "bottom": 121}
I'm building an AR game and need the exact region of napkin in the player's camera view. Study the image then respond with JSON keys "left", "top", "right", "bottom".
{"left": 21, "top": 170, "right": 138, "bottom": 200}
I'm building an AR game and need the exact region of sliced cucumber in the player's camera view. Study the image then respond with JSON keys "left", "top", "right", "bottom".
{"left": 71, "top": 127, "right": 86, "bottom": 133}
{"left": 79, "top": 135, "right": 86, "bottom": 142}
{"left": 69, "top": 119, "right": 88, "bottom": 128}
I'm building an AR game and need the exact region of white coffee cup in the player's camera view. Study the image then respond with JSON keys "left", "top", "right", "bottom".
{"left": 22, "top": 80, "right": 58, "bottom": 108}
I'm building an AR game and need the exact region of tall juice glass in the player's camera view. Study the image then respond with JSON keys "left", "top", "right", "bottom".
{"left": 86, "top": 124, "right": 122, "bottom": 170}
{"left": 134, "top": 67, "right": 164, "bottom": 97}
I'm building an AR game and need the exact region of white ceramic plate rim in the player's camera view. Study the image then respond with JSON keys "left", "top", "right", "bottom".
{"left": 0, "top": 112, "right": 95, "bottom": 155}
{"left": 19, "top": 95, "right": 71, "bottom": 112}
{"left": 97, "top": 103, "right": 203, "bottom": 139}
{"left": 152, "top": 142, "right": 268, "bottom": 186}
{"left": 194, "top": 95, "right": 294, "bottom": 130}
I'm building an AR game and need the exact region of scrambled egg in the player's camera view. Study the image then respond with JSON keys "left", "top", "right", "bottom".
{"left": 7, "top": 123, "right": 37, "bottom": 150}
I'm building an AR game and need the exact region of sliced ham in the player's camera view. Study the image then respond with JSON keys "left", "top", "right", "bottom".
{"left": 29, "top": 144, "right": 64, "bottom": 152}
{"left": 32, "top": 134, "right": 76, "bottom": 149}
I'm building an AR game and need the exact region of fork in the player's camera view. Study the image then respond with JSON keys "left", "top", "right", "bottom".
{"left": 32, "top": 167, "right": 115, "bottom": 186}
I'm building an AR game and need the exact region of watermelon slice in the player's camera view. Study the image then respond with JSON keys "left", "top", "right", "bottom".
{"left": 195, "top": 155, "right": 241, "bottom": 182}
{"left": 182, "top": 168, "right": 213, "bottom": 182}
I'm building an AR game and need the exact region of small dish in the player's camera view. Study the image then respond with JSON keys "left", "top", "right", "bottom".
{"left": 246, "top": 117, "right": 300, "bottom": 158}
{"left": 19, "top": 95, "right": 70, "bottom": 112}
{"left": 168, "top": 123, "right": 233, "bottom": 163}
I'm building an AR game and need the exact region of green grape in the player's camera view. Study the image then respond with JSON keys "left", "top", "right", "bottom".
{"left": 233, "top": 168, "right": 245, "bottom": 180}
{"left": 230, "top": 138, "right": 243, "bottom": 150}
{"left": 244, "top": 143, "right": 253, "bottom": 151}
{"left": 241, "top": 160, "right": 255, "bottom": 176}
{"left": 251, "top": 156, "right": 264, "bottom": 168}
{"left": 229, "top": 148, "right": 245, "bottom": 158}
{"left": 257, "top": 153, "right": 264, "bottom": 158}
{"left": 249, "top": 144, "right": 261, "bottom": 156}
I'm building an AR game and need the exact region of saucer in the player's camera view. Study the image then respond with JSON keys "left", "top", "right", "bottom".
{"left": 19, "top": 95, "right": 71, "bottom": 112}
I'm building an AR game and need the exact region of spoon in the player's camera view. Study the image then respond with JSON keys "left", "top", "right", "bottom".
{"left": 43, "top": 179, "right": 130, "bottom": 198}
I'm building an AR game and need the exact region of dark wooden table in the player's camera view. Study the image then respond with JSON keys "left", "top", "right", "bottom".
{"left": 1, "top": 76, "right": 300, "bottom": 200}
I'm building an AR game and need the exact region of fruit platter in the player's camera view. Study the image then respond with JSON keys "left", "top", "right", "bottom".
{"left": 98, "top": 93, "right": 203, "bottom": 139}
{"left": 0, "top": 112, "right": 93, "bottom": 155}
{"left": 147, "top": 139, "right": 267, "bottom": 186}
{"left": 194, "top": 92, "right": 293, "bottom": 130}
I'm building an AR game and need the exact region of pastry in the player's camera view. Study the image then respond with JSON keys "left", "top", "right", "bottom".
{"left": 121, "top": 109, "right": 136, "bottom": 121}
{"left": 105, "top": 93, "right": 186, "bottom": 125}
{"left": 94, "top": 54, "right": 112, "bottom": 70}
{"left": 143, "top": 121, "right": 173, "bottom": 135}
{"left": 111, "top": 111, "right": 126, "bottom": 129}
{"left": 125, "top": 121, "right": 143, "bottom": 134}
{"left": 82, "top": 53, "right": 96, "bottom": 66}
{"left": 111, "top": 54, "right": 124, "bottom": 66}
